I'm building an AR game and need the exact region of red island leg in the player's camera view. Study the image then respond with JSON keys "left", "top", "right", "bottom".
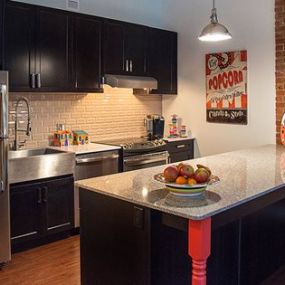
{"left": 188, "top": 218, "right": 212, "bottom": 285}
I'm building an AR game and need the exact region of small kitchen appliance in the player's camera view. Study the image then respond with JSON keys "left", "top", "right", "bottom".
{"left": 145, "top": 114, "right": 165, "bottom": 141}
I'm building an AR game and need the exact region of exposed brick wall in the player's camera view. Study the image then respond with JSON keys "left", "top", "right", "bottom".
{"left": 9, "top": 86, "right": 162, "bottom": 148}
{"left": 276, "top": 0, "right": 285, "bottom": 144}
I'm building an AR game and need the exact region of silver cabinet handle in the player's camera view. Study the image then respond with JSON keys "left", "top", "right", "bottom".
{"left": 126, "top": 60, "right": 129, "bottom": 72}
{"left": 76, "top": 154, "right": 119, "bottom": 164}
{"left": 30, "top": 74, "right": 36, "bottom": 88}
{"left": 36, "top": 73, "right": 41, "bottom": 88}
{"left": 37, "top": 187, "right": 42, "bottom": 204}
{"left": 124, "top": 152, "right": 169, "bottom": 166}
{"left": 124, "top": 157, "right": 168, "bottom": 166}
{"left": 176, "top": 144, "right": 186, "bottom": 149}
{"left": 42, "top": 186, "right": 48, "bottom": 203}
{"left": 130, "top": 60, "right": 133, "bottom": 72}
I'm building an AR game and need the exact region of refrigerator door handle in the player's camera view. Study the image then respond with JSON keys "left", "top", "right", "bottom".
{"left": 0, "top": 84, "right": 8, "bottom": 139}
{"left": 0, "top": 80, "right": 8, "bottom": 194}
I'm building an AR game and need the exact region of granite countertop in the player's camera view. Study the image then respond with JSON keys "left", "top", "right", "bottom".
{"left": 51, "top": 143, "right": 121, "bottom": 155}
{"left": 76, "top": 144, "right": 285, "bottom": 220}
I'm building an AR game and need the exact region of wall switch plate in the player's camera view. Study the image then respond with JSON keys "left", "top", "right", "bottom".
{"left": 66, "top": 0, "right": 79, "bottom": 11}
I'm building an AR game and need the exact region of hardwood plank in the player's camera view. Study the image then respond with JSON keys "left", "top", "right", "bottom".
{"left": 0, "top": 236, "right": 80, "bottom": 285}
{"left": 261, "top": 265, "right": 285, "bottom": 285}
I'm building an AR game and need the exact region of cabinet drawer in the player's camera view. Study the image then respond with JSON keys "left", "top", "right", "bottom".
{"left": 166, "top": 140, "right": 194, "bottom": 154}
{"left": 169, "top": 151, "right": 193, "bottom": 163}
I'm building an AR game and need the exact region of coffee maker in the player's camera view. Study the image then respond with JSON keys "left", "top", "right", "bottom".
{"left": 145, "top": 114, "right": 165, "bottom": 141}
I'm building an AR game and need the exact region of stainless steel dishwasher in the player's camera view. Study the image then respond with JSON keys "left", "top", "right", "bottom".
{"left": 74, "top": 150, "right": 120, "bottom": 227}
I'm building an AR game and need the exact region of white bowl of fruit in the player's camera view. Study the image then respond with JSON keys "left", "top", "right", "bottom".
{"left": 154, "top": 163, "right": 219, "bottom": 196}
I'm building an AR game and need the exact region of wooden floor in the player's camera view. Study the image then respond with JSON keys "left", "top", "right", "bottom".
{"left": 0, "top": 236, "right": 80, "bottom": 285}
{"left": 1, "top": 234, "right": 285, "bottom": 284}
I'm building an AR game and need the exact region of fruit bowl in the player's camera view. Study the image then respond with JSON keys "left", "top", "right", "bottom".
{"left": 156, "top": 163, "right": 220, "bottom": 197}
{"left": 154, "top": 173, "right": 220, "bottom": 196}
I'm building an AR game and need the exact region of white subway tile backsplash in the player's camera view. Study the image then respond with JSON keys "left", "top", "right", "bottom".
{"left": 9, "top": 87, "right": 162, "bottom": 148}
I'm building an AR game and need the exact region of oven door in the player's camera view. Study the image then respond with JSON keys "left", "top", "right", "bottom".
{"left": 123, "top": 151, "right": 169, "bottom": 171}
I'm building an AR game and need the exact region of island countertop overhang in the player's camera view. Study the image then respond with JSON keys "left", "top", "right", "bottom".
{"left": 76, "top": 144, "right": 285, "bottom": 220}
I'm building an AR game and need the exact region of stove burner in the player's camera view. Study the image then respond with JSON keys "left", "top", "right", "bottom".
{"left": 122, "top": 139, "right": 166, "bottom": 151}
{"left": 94, "top": 138, "right": 167, "bottom": 153}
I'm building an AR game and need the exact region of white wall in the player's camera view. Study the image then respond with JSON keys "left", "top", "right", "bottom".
{"left": 161, "top": 0, "right": 276, "bottom": 156}
{"left": 12, "top": 0, "right": 166, "bottom": 28}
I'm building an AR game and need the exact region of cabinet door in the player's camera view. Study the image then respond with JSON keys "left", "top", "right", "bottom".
{"left": 80, "top": 191, "right": 151, "bottom": 285}
{"left": 43, "top": 176, "right": 74, "bottom": 235}
{"left": 102, "top": 20, "right": 125, "bottom": 75}
{"left": 36, "top": 7, "right": 69, "bottom": 90}
{"left": 147, "top": 28, "right": 177, "bottom": 94}
{"left": 0, "top": 0, "right": 5, "bottom": 70}
{"left": 125, "top": 24, "right": 147, "bottom": 76}
{"left": 73, "top": 15, "right": 102, "bottom": 91}
{"left": 3, "top": 1, "right": 36, "bottom": 91}
{"left": 10, "top": 183, "right": 41, "bottom": 244}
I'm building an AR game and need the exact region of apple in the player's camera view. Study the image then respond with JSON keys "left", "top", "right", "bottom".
{"left": 179, "top": 164, "right": 195, "bottom": 178}
{"left": 164, "top": 166, "right": 179, "bottom": 182}
{"left": 194, "top": 168, "right": 210, "bottom": 183}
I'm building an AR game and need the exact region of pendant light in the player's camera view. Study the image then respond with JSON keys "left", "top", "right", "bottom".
{"left": 198, "top": 0, "right": 232, "bottom": 42}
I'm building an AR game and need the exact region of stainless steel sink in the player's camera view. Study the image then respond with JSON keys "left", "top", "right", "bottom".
{"left": 9, "top": 148, "right": 75, "bottom": 184}
{"left": 9, "top": 148, "right": 65, "bottom": 159}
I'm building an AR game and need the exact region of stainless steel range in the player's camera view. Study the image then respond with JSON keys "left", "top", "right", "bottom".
{"left": 97, "top": 138, "right": 169, "bottom": 171}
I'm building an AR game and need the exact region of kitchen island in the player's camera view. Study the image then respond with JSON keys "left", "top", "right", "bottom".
{"left": 77, "top": 144, "right": 285, "bottom": 285}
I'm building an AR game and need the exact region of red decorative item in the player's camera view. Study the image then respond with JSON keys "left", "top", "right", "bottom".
{"left": 281, "top": 113, "right": 285, "bottom": 145}
{"left": 188, "top": 218, "right": 212, "bottom": 285}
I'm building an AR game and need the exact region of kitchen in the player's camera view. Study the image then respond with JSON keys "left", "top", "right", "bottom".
{"left": 0, "top": 0, "right": 281, "bottom": 284}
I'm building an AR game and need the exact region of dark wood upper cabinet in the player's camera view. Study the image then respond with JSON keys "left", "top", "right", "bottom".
{"left": 72, "top": 15, "right": 102, "bottom": 91}
{"left": 3, "top": 2, "right": 70, "bottom": 91}
{"left": 147, "top": 28, "right": 177, "bottom": 94}
{"left": 3, "top": 1, "right": 36, "bottom": 91}
{"left": 102, "top": 20, "right": 125, "bottom": 75}
{"left": 124, "top": 24, "right": 147, "bottom": 76}
{"left": 103, "top": 20, "right": 147, "bottom": 76}
{"left": 2, "top": 1, "right": 177, "bottom": 94}
{"left": 35, "top": 8, "right": 70, "bottom": 91}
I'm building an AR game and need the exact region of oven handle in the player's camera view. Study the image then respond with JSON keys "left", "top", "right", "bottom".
{"left": 76, "top": 154, "right": 119, "bottom": 164}
{"left": 124, "top": 153, "right": 169, "bottom": 166}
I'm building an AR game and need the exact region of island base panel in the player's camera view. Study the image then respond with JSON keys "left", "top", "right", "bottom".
{"left": 188, "top": 218, "right": 211, "bottom": 285}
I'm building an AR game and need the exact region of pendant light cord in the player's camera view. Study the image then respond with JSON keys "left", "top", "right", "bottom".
{"left": 211, "top": 0, "right": 218, "bottom": 24}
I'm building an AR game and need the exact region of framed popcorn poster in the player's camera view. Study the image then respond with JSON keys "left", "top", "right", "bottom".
{"left": 206, "top": 50, "right": 248, "bottom": 124}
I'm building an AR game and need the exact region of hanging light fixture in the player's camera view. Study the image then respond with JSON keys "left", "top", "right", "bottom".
{"left": 198, "top": 0, "right": 232, "bottom": 42}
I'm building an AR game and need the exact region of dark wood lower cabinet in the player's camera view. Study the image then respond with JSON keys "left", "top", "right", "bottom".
{"left": 80, "top": 190, "right": 150, "bottom": 285}
{"left": 10, "top": 182, "right": 42, "bottom": 243}
{"left": 166, "top": 139, "right": 194, "bottom": 163}
{"left": 80, "top": 190, "right": 285, "bottom": 285}
{"left": 10, "top": 175, "right": 74, "bottom": 252}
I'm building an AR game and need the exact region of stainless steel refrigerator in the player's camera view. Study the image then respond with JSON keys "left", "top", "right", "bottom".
{"left": 0, "top": 71, "right": 10, "bottom": 265}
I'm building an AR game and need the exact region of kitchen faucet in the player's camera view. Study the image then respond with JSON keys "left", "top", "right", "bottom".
{"left": 12, "top": 97, "right": 32, "bottom": 150}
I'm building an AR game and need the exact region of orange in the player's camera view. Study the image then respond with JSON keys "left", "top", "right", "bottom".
{"left": 175, "top": 176, "right": 187, "bottom": 185}
{"left": 188, "top": 178, "right": 197, "bottom": 185}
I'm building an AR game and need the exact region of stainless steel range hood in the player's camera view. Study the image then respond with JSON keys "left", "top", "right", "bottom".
{"left": 104, "top": 74, "right": 158, "bottom": 89}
